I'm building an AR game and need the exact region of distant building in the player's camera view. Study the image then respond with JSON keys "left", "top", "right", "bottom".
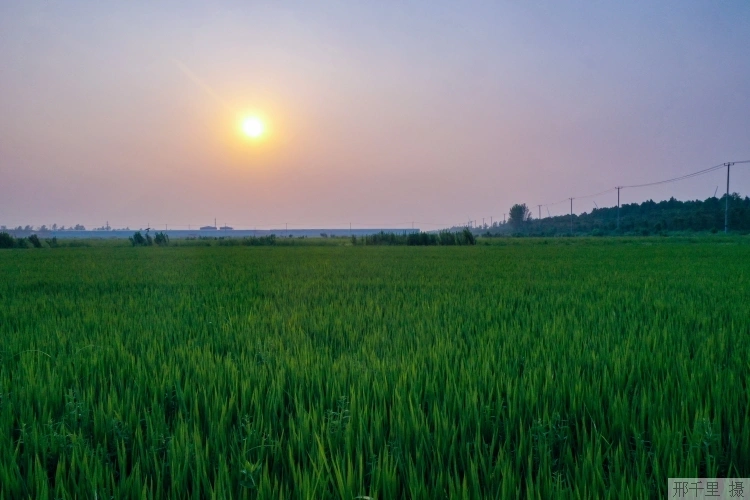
{"left": 219, "top": 226, "right": 233, "bottom": 230}
{"left": 200, "top": 226, "right": 217, "bottom": 230}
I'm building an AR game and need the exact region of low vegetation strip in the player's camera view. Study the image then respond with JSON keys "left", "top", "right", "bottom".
{"left": 0, "top": 241, "right": 748, "bottom": 498}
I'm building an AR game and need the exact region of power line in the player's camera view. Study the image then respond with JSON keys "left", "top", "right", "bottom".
{"left": 621, "top": 163, "right": 726, "bottom": 189}
{"left": 573, "top": 188, "right": 616, "bottom": 200}
{"left": 535, "top": 160, "right": 750, "bottom": 212}
{"left": 621, "top": 160, "right": 750, "bottom": 189}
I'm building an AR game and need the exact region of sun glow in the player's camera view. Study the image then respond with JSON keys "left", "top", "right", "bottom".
{"left": 241, "top": 117, "right": 265, "bottom": 138}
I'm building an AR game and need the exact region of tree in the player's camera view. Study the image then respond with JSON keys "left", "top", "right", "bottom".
{"left": 28, "top": 234, "right": 42, "bottom": 248}
{"left": 0, "top": 232, "right": 14, "bottom": 248}
{"left": 154, "top": 232, "right": 169, "bottom": 246}
{"left": 129, "top": 231, "right": 150, "bottom": 246}
{"left": 461, "top": 228, "right": 476, "bottom": 245}
{"left": 508, "top": 203, "right": 532, "bottom": 229}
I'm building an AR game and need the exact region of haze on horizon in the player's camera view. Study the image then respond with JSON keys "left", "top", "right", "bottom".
{"left": 1, "top": 1, "right": 749, "bottom": 230}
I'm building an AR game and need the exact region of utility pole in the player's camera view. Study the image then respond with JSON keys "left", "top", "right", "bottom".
{"left": 725, "top": 162, "right": 733, "bottom": 233}
{"left": 616, "top": 187, "right": 621, "bottom": 231}
{"left": 538, "top": 205, "right": 541, "bottom": 220}
{"left": 569, "top": 198, "right": 574, "bottom": 234}
{"left": 482, "top": 217, "right": 485, "bottom": 228}
{"left": 490, "top": 216, "right": 493, "bottom": 227}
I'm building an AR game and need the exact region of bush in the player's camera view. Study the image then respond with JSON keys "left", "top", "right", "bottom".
{"left": 438, "top": 231, "right": 456, "bottom": 246}
{"left": 28, "top": 234, "right": 42, "bottom": 248}
{"left": 241, "top": 235, "right": 276, "bottom": 246}
{"left": 361, "top": 230, "right": 477, "bottom": 246}
{"left": 154, "top": 232, "right": 169, "bottom": 246}
{"left": 459, "top": 228, "right": 476, "bottom": 246}
{"left": 129, "top": 231, "right": 152, "bottom": 246}
{"left": 406, "top": 232, "right": 438, "bottom": 246}
{"left": 0, "top": 232, "right": 14, "bottom": 249}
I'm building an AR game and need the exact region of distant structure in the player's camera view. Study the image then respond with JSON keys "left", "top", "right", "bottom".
{"left": 219, "top": 225, "right": 233, "bottom": 230}
{"left": 200, "top": 218, "right": 218, "bottom": 230}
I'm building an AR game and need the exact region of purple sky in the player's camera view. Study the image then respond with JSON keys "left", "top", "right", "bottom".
{"left": 1, "top": 1, "right": 749, "bottom": 230}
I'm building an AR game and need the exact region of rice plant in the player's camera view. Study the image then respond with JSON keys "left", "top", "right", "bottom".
{"left": 0, "top": 238, "right": 748, "bottom": 498}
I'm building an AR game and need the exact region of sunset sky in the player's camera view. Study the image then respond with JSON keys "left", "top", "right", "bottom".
{"left": 1, "top": 1, "right": 749, "bottom": 230}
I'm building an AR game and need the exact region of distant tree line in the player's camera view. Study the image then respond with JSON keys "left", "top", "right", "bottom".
{"left": 487, "top": 194, "right": 750, "bottom": 236}
{"left": 353, "top": 229, "right": 476, "bottom": 246}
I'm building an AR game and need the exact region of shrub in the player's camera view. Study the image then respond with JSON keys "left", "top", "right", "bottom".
{"left": 241, "top": 235, "right": 276, "bottom": 246}
{"left": 0, "top": 232, "right": 14, "bottom": 249}
{"left": 459, "top": 228, "right": 476, "bottom": 245}
{"left": 28, "top": 234, "right": 42, "bottom": 248}
{"left": 154, "top": 232, "right": 169, "bottom": 246}
{"left": 406, "top": 232, "right": 438, "bottom": 246}
{"left": 129, "top": 231, "right": 151, "bottom": 246}
{"left": 438, "top": 231, "right": 456, "bottom": 246}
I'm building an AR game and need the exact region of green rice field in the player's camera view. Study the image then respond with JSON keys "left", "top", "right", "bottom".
{"left": 1, "top": 239, "right": 749, "bottom": 498}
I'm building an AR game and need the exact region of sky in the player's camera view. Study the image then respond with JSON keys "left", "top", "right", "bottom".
{"left": 1, "top": 1, "right": 749, "bottom": 230}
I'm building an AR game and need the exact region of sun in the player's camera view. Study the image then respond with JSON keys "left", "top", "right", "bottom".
{"left": 241, "top": 117, "right": 265, "bottom": 138}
